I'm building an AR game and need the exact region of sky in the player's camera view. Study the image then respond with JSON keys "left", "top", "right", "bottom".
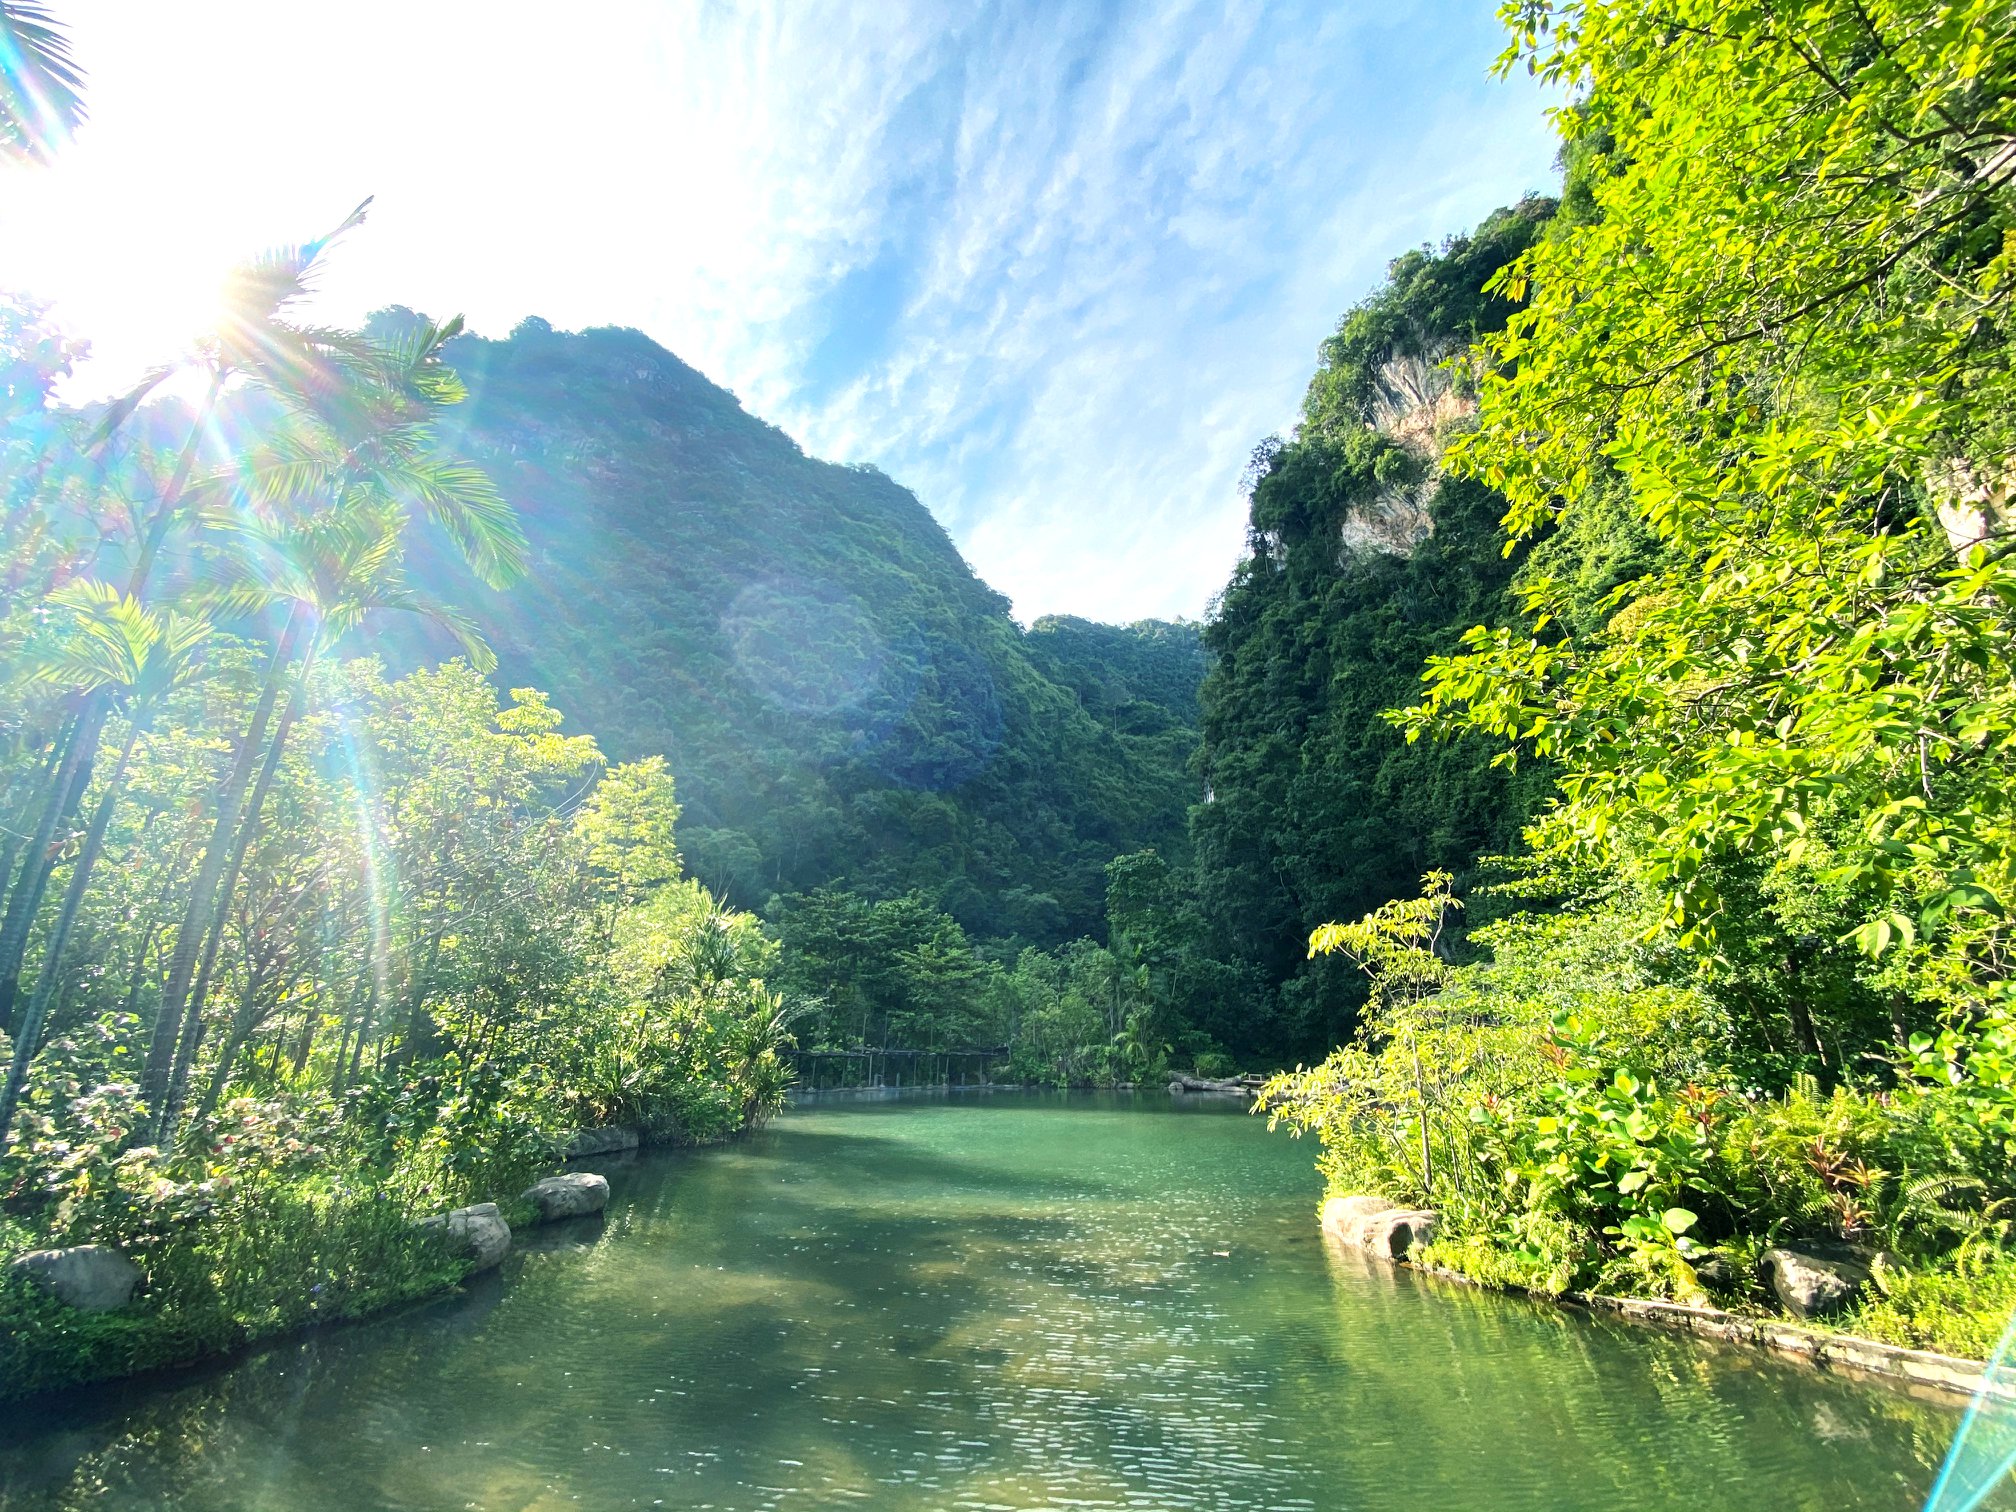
{"left": 0, "top": 0, "right": 1562, "bottom": 624}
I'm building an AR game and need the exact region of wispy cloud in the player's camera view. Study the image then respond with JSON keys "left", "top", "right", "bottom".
{"left": 0, "top": 0, "right": 1559, "bottom": 622}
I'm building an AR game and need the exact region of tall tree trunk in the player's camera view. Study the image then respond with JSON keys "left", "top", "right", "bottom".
{"left": 161, "top": 680, "right": 305, "bottom": 1139}
{"left": 340, "top": 981, "right": 379, "bottom": 1092}
{"left": 0, "top": 717, "right": 146, "bottom": 1151}
{"left": 121, "top": 921, "right": 159, "bottom": 1020}
{"left": 0, "top": 702, "right": 102, "bottom": 1035}
{"left": 394, "top": 929, "right": 446, "bottom": 1066}
{"left": 0, "top": 377, "right": 227, "bottom": 1042}
{"left": 0, "top": 718, "right": 72, "bottom": 930}
{"left": 191, "top": 965, "right": 269, "bottom": 1128}
{"left": 287, "top": 1006, "right": 317, "bottom": 1078}
{"left": 140, "top": 612, "right": 301, "bottom": 1130}
{"left": 121, "top": 371, "right": 227, "bottom": 600}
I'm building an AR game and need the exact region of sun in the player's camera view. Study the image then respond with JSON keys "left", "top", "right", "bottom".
{"left": 0, "top": 152, "right": 239, "bottom": 401}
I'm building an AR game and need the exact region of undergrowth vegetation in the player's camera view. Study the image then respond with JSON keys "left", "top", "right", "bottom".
{"left": 1261, "top": 879, "right": 2016, "bottom": 1356}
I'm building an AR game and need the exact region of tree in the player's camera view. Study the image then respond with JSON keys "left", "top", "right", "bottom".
{"left": 575, "top": 757, "right": 682, "bottom": 919}
{"left": 0, "top": 584, "right": 209, "bottom": 1147}
{"left": 0, "top": 203, "right": 380, "bottom": 1037}
{"left": 1405, "top": 0, "right": 2016, "bottom": 1013}
{"left": 136, "top": 307, "right": 525, "bottom": 1133}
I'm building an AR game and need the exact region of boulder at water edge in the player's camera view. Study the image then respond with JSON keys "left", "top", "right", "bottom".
{"left": 7, "top": 1245, "right": 141, "bottom": 1310}
{"left": 417, "top": 1202, "right": 512, "bottom": 1272}
{"left": 1319, "top": 1195, "right": 1440, "bottom": 1260}
{"left": 1363, "top": 1208, "right": 1440, "bottom": 1259}
{"left": 1759, "top": 1245, "right": 1875, "bottom": 1320}
{"left": 564, "top": 1126, "right": 641, "bottom": 1158}
{"left": 522, "top": 1172, "right": 610, "bottom": 1223}
{"left": 1321, "top": 1195, "right": 1396, "bottom": 1248}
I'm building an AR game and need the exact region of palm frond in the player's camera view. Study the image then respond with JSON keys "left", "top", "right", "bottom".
{"left": 331, "top": 581, "right": 496, "bottom": 672}
{"left": 0, "top": 0, "right": 85, "bottom": 164}
{"left": 384, "top": 457, "right": 526, "bottom": 588}
{"left": 23, "top": 579, "right": 207, "bottom": 697}
{"left": 85, "top": 364, "right": 177, "bottom": 447}
{"left": 216, "top": 199, "right": 372, "bottom": 335}
{"left": 368, "top": 314, "right": 470, "bottom": 410}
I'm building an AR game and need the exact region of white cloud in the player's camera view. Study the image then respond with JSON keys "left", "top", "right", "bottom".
{"left": 0, "top": 0, "right": 1560, "bottom": 623}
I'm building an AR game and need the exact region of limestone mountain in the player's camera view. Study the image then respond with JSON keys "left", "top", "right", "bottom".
{"left": 394, "top": 316, "right": 1201, "bottom": 946}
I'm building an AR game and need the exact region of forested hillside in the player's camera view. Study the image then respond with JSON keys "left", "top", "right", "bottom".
{"left": 1184, "top": 199, "right": 1655, "bottom": 1056}
{"left": 392, "top": 317, "right": 1200, "bottom": 946}
{"left": 1254, "top": 0, "right": 2016, "bottom": 1361}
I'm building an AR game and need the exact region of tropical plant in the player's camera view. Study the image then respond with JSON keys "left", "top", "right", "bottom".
{"left": 1402, "top": 0, "right": 2016, "bottom": 1010}
{"left": 0, "top": 584, "right": 210, "bottom": 1146}
{"left": 0, "top": 0, "right": 84, "bottom": 163}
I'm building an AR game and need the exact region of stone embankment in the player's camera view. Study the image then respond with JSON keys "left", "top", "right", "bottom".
{"left": 564, "top": 1126, "right": 641, "bottom": 1158}
{"left": 1318, "top": 1192, "right": 2014, "bottom": 1406}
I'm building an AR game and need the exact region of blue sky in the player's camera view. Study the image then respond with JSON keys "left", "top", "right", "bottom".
{"left": 0, "top": 0, "right": 1562, "bottom": 623}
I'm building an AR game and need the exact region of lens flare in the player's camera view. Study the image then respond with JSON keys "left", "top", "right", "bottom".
{"left": 1925, "top": 1308, "right": 2016, "bottom": 1512}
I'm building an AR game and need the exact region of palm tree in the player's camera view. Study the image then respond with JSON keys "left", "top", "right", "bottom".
{"left": 153, "top": 506, "right": 496, "bottom": 1137}
{"left": 0, "top": 0, "right": 84, "bottom": 164}
{"left": 0, "top": 204, "right": 376, "bottom": 1034}
{"left": 0, "top": 582, "right": 209, "bottom": 1149}
{"left": 145, "top": 360, "right": 520, "bottom": 1137}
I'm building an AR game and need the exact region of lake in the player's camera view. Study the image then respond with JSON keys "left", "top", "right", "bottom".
{"left": 0, "top": 1090, "right": 1999, "bottom": 1511}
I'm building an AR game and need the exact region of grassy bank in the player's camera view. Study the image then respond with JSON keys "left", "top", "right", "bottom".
{"left": 0, "top": 1060, "right": 787, "bottom": 1402}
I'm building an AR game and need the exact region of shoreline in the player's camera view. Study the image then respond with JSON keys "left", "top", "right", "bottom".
{"left": 0, "top": 1120, "right": 753, "bottom": 1408}
{"left": 1339, "top": 1230, "right": 2012, "bottom": 1409}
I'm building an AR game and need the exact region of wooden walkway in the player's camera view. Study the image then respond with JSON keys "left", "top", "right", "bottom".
{"left": 788, "top": 1047, "right": 1010, "bottom": 1091}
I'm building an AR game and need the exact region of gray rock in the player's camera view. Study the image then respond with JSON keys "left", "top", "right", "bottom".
{"left": 564, "top": 1126, "right": 640, "bottom": 1158}
{"left": 416, "top": 1202, "right": 511, "bottom": 1272}
{"left": 522, "top": 1172, "right": 610, "bottom": 1223}
{"left": 1760, "top": 1245, "right": 1874, "bottom": 1320}
{"left": 1320, "top": 1194, "right": 1396, "bottom": 1248}
{"left": 7, "top": 1245, "right": 141, "bottom": 1311}
{"left": 1317, "top": 1196, "right": 1440, "bottom": 1259}
{"left": 1364, "top": 1208, "right": 1440, "bottom": 1259}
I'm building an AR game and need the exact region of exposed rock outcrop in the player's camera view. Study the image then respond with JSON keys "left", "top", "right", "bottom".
{"left": 1337, "top": 341, "right": 1483, "bottom": 558}
{"left": 7, "top": 1245, "right": 141, "bottom": 1310}
{"left": 522, "top": 1172, "right": 610, "bottom": 1223}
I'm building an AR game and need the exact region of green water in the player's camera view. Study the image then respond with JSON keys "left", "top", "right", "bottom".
{"left": 0, "top": 1091, "right": 2002, "bottom": 1511}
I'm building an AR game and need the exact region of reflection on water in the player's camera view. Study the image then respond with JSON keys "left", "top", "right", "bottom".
{"left": 0, "top": 1090, "right": 2005, "bottom": 1512}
